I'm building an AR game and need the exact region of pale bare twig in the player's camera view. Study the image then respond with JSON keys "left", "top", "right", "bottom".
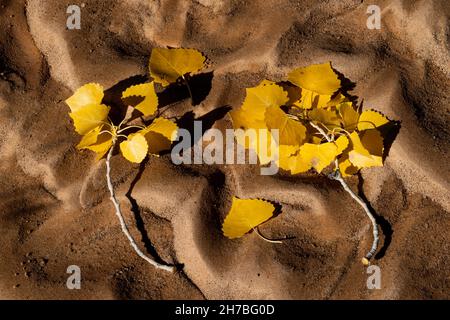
{"left": 309, "top": 121, "right": 379, "bottom": 265}
{"left": 105, "top": 139, "right": 175, "bottom": 272}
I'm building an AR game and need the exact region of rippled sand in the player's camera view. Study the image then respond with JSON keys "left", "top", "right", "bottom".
{"left": 0, "top": 0, "right": 448, "bottom": 299}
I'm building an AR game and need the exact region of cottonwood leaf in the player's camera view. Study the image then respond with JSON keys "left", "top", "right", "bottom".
{"left": 69, "top": 103, "right": 110, "bottom": 135}
{"left": 338, "top": 153, "right": 359, "bottom": 177}
{"left": 65, "top": 83, "right": 104, "bottom": 112}
{"left": 222, "top": 197, "right": 276, "bottom": 239}
{"left": 233, "top": 128, "right": 276, "bottom": 165}
{"left": 76, "top": 125, "right": 113, "bottom": 161}
{"left": 348, "top": 130, "right": 383, "bottom": 168}
{"left": 326, "top": 93, "right": 349, "bottom": 107}
{"left": 309, "top": 108, "right": 342, "bottom": 129}
{"left": 288, "top": 62, "right": 341, "bottom": 95}
{"left": 240, "top": 81, "right": 289, "bottom": 122}
{"left": 294, "top": 88, "right": 332, "bottom": 109}
{"left": 338, "top": 102, "right": 359, "bottom": 131}
{"left": 230, "top": 82, "right": 289, "bottom": 164}
{"left": 280, "top": 135, "right": 348, "bottom": 174}
{"left": 122, "top": 82, "right": 158, "bottom": 117}
{"left": 357, "top": 110, "right": 390, "bottom": 131}
{"left": 277, "top": 145, "right": 309, "bottom": 174}
{"left": 77, "top": 125, "right": 102, "bottom": 149}
{"left": 149, "top": 48, "right": 206, "bottom": 87}
{"left": 300, "top": 135, "right": 348, "bottom": 173}
{"left": 265, "top": 105, "right": 307, "bottom": 146}
{"left": 140, "top": 117, "right": 178, "bottom": 155}
{"left": 120, "top": 133, "right": 148, "bottom": 163}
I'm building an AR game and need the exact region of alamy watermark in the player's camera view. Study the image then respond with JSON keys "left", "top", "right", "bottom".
{"left": 366, "top": 5, "right": 381, "bottom": 30}
{"left": 366, "top": 265, "right": 381, "bottom": 290}
{"left": 66, "top": 5, "right": 81, "bottom": 30}
{"left": 66, "top": 265, "right": 81, "bottom": 289}
{"left": 171, "top": 121, "right": 280, "bottom": 175}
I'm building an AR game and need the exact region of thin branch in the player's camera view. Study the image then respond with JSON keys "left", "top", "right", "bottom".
{"left": 253, "top": 227, "right": 283, "bottom": 244}
{"left": 331, "top": 170, "right": 379, "bottom": 265}
{"left": 117, "top": 125, "right": 146, "bottom": 134}
{"left": 182, "top": 75, "right": 194, "bottom": 105}
{"left": 309, "top": 121, "right": 379, "bottom": 265}
{"left": 105, "top": 139, "right": 175, "bottom": 272}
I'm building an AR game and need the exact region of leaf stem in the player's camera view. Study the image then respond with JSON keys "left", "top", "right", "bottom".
{"left": 309, "top": 121, "right": 379, "bottom": 265}
{"left": 117, "top": 125, "right": 146, "bottom": 134}
{"left": 182, "top": 75, "right": 194, "bottom": 105}
{"left": 253, "top": 227, "right": 283, "bottom": 244}
{"left": 105, "top": 139, "right": 175, "bottom": 272}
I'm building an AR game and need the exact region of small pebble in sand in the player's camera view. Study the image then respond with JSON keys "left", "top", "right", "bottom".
{"left": 13, "top": 284, "right": 20, "bottom": 289}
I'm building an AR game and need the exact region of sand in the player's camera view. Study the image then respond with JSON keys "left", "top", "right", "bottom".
{"left": 0, "top": 0, "right": 449, "bottom": 299}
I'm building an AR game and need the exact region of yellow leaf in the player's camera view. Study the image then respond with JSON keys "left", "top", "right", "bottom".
{"left": 277, "top": 145, "right": 308, "bottom": 174}
{"left": 288, "top": 62, "right": 341, "bottom": 95}
{"left": 308, "top": 108, "right": 341, "bottom": 129}
{"left": 234, "top": 128, "right": 276, "bottom": 165}
{"left": 348, "top": 130, "right": 383, "bottom": 168}
{"left": 357, "top": 110, "right": 390, "bottom": 131}
{"left": 338, "top": 102, "right": 359, "bottom": 131}
{"left": 326, "top": 93, "right": 349, "bottom": 107}
{"left": 335, "top": 134, "right": 349, "bottom": 154}
{"left": 294, "top": 88, "right": 332, "bottom": 109}
{"left": 149, "top": 48, "right": 206, "bottom": 87}
{"left": 84, "top": 133, "right": 113, "bottom": 161}
{"left": 230, "top": 107, "right": 266, "bottom": 130}
{"left": 122, "top": 82, "right": 158, "bottom": 117}
{"left": 265, "top": 106, "right": 307, "bottom": 146}
{"left": 241, "top": 82, "right": 289, "bottom": 122}
{"left": 76, "top": 125, "right": 113, "bottom": 161}
{"left": 69, "top": 103, "right": 110, "bottom": 135}
{"left": 230, "top": 82, "right": 289, "bottom": 164}
{"left": 277, "top": 135, "right": 348, "bottom": 174}
{"left": 76, "top": 126, "right": 102, "bottom": 149}
{"left": 140, "top": 117, "right": 178, "bottom": 155}
{"left": 222, "top": 197, "right": 276, "bottom": 239}
{"left": 120, "top": 133, "right": 148, "bottom": 163}
{"left": 65, "top": 83, "right": 104, "bottom": 112}
{"left": 338, "top": 153, "right": 359, "bottom": 177}
{"left": 290, "top": 135, "right": 348, "bottom": 174}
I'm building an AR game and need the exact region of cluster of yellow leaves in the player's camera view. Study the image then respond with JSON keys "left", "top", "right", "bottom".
{"left": 223, "top": 63, "right": 395, "bottom": 240}
{"left": 66, "top": 47, "right": 207, "bottom": 163}
{"left": 229, "top": 62, "right": 393, "bottom": 177}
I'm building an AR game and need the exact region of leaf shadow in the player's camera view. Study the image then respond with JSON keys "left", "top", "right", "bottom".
{"left": 176, "top": 105, "right": 232, "bottom": 148}
{"left": 328, "top": 66, "right": 359, "bottom": 105}
{"left": 157, "top": 71, "right": 214, "bottom": 107}
{"left": 103, "top": 75, "right": 148, "bottom": 125}
{"left": 380, "top": 120, "right": 401, "bottom": 161}
{"left": 356, "top": 172, "right": 393, "bottom": 260}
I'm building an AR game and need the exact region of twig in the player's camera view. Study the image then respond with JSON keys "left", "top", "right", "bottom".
{"left": 331, "top": 170, "right": 379, "bottom": 265}
{"left": 309, "top": 121, "right": 379, "bottom": 265}
{"left": 105, "top": 139, "right": 175, "bottom": 272}
{"left": 253, "top": 227, "right": 283, "bottom": 244}
{"left": 182, "top": 75, "right": 194, "bottom": 105}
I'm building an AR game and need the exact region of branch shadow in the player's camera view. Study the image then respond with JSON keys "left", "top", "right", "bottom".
{"left": 125, "top": 157, "right": 174, "bottom": 267}
{"left": 356, "top": 172, "right": 393, "bottom": 260}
